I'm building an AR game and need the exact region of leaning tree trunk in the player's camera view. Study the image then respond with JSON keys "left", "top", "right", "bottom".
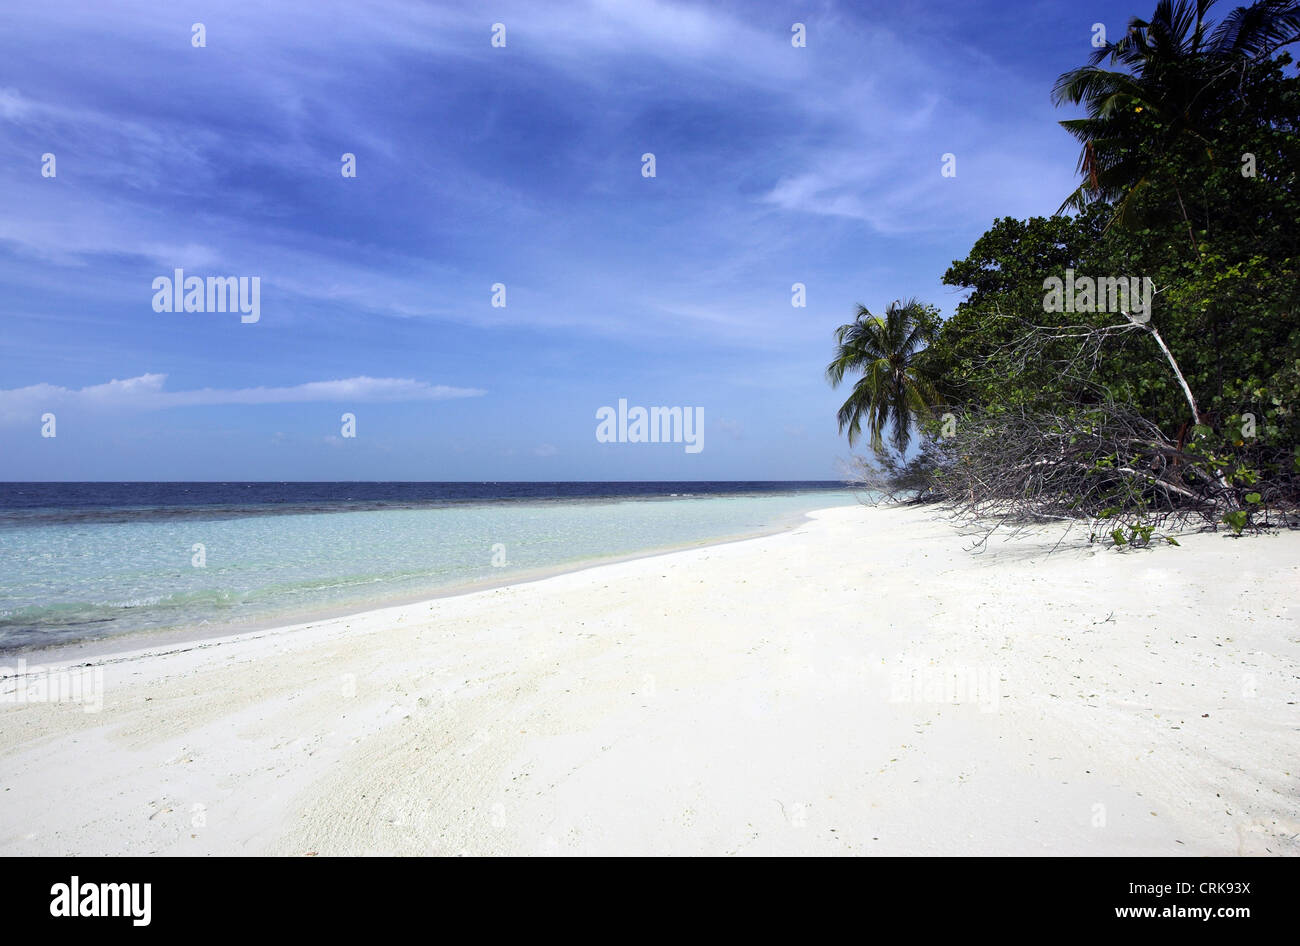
{"left": 1128, "top": 312, "right": 1230, "bottom": 490}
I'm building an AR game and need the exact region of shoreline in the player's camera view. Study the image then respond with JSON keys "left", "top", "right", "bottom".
{"left": 1, "top": 502, "right": 1296, "bottom": 856}
{"left": 2, "top": 503, "right": 858, "bottom": 667}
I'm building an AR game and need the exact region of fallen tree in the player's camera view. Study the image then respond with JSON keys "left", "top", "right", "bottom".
{"left": 919, "top": 401, "right": 1287, "bottom": 548}
{"left": 854, "top": 308, "right": 1299, "bottom": 548}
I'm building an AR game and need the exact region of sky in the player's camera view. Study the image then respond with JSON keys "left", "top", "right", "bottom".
{"left": 0, "top": 0, "right": 1144, "bottom": 481}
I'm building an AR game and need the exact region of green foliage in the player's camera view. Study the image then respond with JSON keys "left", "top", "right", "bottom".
{"left": 1052, "top": 0, "right": 1300, "bottom": 227}
{"left": 1093, "top": 505, "right": 1175, "bottom": 549}
{"left": 919, "top": 36, "right": 1300, "bottom": 513}
{"left": 827, "top": 299, "right": 941, "bottom": 454}
{"left": 841, "top": 2, "right": 1300, "bottom": 544}
{"left": 1223, "top": 509, "right": 1250, "bottom": 534}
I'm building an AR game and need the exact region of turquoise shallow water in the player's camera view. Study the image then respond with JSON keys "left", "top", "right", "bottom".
{"left": 0, "top": 491, "right": 860, "bottom": 651}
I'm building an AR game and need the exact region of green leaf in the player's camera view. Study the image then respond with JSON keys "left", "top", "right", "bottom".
{"left": 1222, "top": 510, "right": 1248, "bottom": 535}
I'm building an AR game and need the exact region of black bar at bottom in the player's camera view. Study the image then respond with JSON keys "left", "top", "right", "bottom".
{"left": 9, "top": 855, "right": 1287, "bottom": 934}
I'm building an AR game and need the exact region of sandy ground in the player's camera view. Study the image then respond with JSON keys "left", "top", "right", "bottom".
{"left": 1, "top": 503, "right": 1297, "bottom": 856}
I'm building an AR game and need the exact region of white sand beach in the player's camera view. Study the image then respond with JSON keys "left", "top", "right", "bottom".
{"left": 1, "top": 503, "right": 1296, "bottom": 856}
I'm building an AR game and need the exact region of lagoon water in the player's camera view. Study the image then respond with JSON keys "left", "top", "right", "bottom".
{"left": 0, "top": 482, "right": 859, "bottom": 651}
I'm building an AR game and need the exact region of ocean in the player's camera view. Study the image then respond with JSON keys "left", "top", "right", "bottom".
{"left": 0, "top": 482, "right": 860, "bottom": 652}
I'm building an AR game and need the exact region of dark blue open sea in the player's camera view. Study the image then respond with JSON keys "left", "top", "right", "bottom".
{"left": 0, "top": 482, "right": 858, "bottom": 651}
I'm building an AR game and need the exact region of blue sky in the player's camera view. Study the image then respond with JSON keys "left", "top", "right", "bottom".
{"left": 0, "top": 0, "right": 1139, "bottom": 480}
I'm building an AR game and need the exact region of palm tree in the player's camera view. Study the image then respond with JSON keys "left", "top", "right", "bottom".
{"left": 827, "top": 299, "right": 939, "bottom": 455}
{"left": 1053, "top": 0, "right": 1300, "bottom": 230}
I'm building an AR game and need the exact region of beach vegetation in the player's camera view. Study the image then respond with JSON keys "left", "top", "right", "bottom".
{"left": 827, "top": 299, "right": 941, "bottom": 454}
{"left": 836, "top": 0, "right": 1300, "bottom": 546}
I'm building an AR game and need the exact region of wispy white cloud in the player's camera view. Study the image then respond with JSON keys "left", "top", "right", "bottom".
{"left": 0, "top": 0, "right": 1079, "bottom": 339}
{"left": 0, "top": 374, "right": 485, "bottom": 425}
